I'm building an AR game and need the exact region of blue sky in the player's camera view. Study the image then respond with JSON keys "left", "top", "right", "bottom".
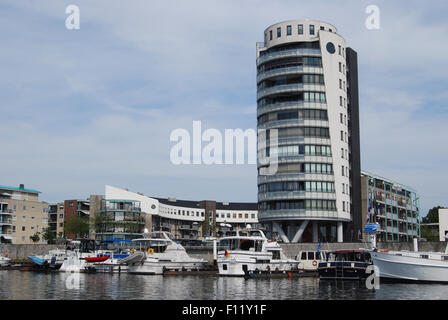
{"left": 1, "top": 0, "right": 447, "bottom": 217}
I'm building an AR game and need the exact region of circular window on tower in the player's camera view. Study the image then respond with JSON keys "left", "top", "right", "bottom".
{"left": 151, "top": 204, "right": 156, "bottom": 210}
{"left": 326, "top": 42, "right": 335, "bottom": 54}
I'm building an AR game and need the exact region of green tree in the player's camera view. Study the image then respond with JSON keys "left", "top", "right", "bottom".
{"left": 64, "top": 215, "right": 90, "bottom": 238}
{"left": 41, "top": 228, "right": 56, "bottom": 244}
{"left": 29, "top": 232, "right": 40, "bottom": 243}
{"left": 421, "top": 206, "right": 444, "bottom": 241}
{"left": 422, "top": 206, "right": 442, "bottom": 223}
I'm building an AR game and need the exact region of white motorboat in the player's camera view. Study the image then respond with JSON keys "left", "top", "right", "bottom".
{"left": 0, "top": 254, "right": 10, "bottom": 267}
{"left": 125, "top": 231, "right": 207, "bottom": 275}
{"left": 217, "top": 228, "right": 299, "bottom": 276}
{"left": 371, "top": 238, "right": 448, "bottom": 283}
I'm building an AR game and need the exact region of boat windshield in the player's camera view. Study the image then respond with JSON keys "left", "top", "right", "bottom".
{"left": 249, "top": 230, "right": 264, "bottom": 238}
{"left": 219, "top": 238, "right": 264, "bottom": 252}
{"left": 132, "top": 239, "right": 169, "bottom": 253}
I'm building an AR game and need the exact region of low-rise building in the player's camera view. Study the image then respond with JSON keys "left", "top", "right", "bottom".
{"left": 0, "top": 184, "right": 49, "bottom": 244}
{"left": 48, "top": 203, "right": 65, "bottom": 240}
{"left": 361, "top": 171, "right": 420, "bottom": 242}
{"left": 105, "top": 185, "right": 259, "bottom": 241}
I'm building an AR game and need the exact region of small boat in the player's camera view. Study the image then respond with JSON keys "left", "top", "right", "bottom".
{"left": 0, "top": 255, "right": 11, "bottom": 267}
{"left": 84, "top": 256, "right": 109, "bottom": 263}
{"left": 217, "top": 227, "right": 299, "bottom": 276}
{"left": 318, "top": 249, "right": 372, "bottom": 280}
{"left": 27, "top": 249, "right": 66, "bottom": 269}
{"left": 59, "top": 239, "right": 101, "bottom": 273}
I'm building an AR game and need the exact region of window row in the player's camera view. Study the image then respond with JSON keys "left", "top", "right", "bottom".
{"left": 258, "top": 91, "right": 325, "bottom": 107}
{"left": 304, "top": 91, "right": 326, "bottom": 103}
{"left": 258, "top": 74, "right": 324, "bottom": 90}
{"left": 259, "top": 181, "right": 335, "bottom": 193}
{"left": 258, "top": 109, "right": 328, "bottom": 125}
{"left": 278, "top": 126, "right": 330, "bottom": 139}
{"left": 259, "top": 199, "right": 337, "bottom": 211}
{"left": 267, "top": 24, "right": 333, "bottom": 41}
{"left": 272, "top": 162, "right": 333, "bottom": 175}
{"left": 266, "top": 144, "right": 332, "bottom": 157}
{"left": 258, "top": 56, "right": 322, "bottom": 73}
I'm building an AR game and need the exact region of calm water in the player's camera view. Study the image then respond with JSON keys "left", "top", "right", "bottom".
{"left": 0, "top": 270, "right": 447, "bottom": 300}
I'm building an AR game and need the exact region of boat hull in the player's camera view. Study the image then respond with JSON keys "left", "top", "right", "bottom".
{"left": 218, "top": 257, "right": 298, "bottom": 277}
{"left": 128, "top": 260, "right": 206, "bottom": 275}
{"left": 371, "top": 251, "right": 448, "bottom": 283}
{"left": 318, "top": 262, "right": 370, "bottom": 280}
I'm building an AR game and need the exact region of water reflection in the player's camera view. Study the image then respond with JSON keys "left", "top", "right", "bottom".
{"left": 0, "top": 271, "right": 447, "bottom": 300}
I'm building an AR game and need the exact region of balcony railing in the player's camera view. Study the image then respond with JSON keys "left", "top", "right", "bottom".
{"left": 257, "top": 48, "right": 322, "bottom": 65}
{"left": 257, "top": 83, "right": 304, "bottom": 100}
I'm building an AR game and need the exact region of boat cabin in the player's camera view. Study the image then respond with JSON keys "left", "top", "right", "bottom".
{"left": 325, "top": 250, "right": 372, "bottom": 263}
{"left": 219, "top": 238, "right": 265, "bottom": 252}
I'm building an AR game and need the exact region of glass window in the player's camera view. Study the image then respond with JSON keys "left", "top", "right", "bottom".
{"left": 277, "top": 27, "right": 281, "bottom": 38}
{"left": 298, "top": 24, "right": 303, "bottom": 34}
{"left": 269, "top": 30, "right": 272, "bottom": 40}
{"left": 309, "top": 25, "right": 315, "bottom": 35}
{"left": 287, "top": 25, "right": 292, "bottom": 35}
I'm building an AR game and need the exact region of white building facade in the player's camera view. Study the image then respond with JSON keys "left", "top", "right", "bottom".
{"left": 256, "top": 20, "right": 362, "bottom": 243}
{"left": 105, "top": 185, "right": 258, "bottom": 240}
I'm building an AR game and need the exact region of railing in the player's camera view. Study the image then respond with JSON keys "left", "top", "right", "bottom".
{"left": 257, "top": 83, "right": 305, "bottom": 100}
{"left": 257, "top": 48, "right": 322, "bottom": 65}
{"left": 258, "top": 209, "right": 338, "bottom": 220}
{"left": 257, "top": 66, "right": 304, "bottom": 83}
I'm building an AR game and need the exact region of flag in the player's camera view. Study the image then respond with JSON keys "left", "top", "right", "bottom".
{"left": 316, "top": 241, "right": 321, "bottom": 255}
{"left": 225, "top": 249, "right": 230, "bottom": 258}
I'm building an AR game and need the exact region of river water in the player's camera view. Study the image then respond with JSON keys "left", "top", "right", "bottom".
{"left": 1, "top": 270, "right": 447, "bottom": 300}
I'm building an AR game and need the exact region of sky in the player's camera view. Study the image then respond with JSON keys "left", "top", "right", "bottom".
{"left": 1, "top": 0, "right": 447, "bottom": 217}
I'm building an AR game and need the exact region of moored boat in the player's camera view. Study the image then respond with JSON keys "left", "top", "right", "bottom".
{"left": 318, "top": 249, "right": 372, "bottom": 280}
{"left": 0, "top": 254, "right": 10, "bottom": 267}
{"left": 370, "top": 238, "right": 448, "bottom": 283}
{"left": 125, "top": 231, "right": 207, "bottom": 275}
{"left": 217, "top": 228, "right": 299, "bottom": 276}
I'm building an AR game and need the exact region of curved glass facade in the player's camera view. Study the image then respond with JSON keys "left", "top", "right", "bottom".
{"left": 257, "top": 20, "right": 361, "bottom": 243}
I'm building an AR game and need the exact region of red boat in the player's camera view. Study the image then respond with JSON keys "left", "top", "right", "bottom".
{"left": 84, "top": 256, "right": 109, "bottom": 263}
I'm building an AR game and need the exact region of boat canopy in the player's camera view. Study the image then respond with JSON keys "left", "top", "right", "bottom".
{"left": 219, "top": 238, "right": 264, "bottom": 252}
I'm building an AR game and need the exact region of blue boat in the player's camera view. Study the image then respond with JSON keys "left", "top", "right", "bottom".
{"left": 28, "top": 255, "right": 47, "bottom": 266}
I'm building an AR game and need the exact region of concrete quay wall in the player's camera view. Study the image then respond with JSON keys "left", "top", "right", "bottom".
{"left": 0, "top": 244, "right": 66, "bottom": 259}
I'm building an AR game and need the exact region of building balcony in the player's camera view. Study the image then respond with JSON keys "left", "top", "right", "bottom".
{"left": 258, "top": 191, "right": 336, "bottom": 201}
{"left": 257, "top": 66, "right": 305, "bottom": 83}
{"left": 258, "top": 209, "right": 341, "bottom": 221}
{"left": 257, "top": 48, "right": 321, "bottom": 66}
{"left": 257, "top": 101, "right": 327, "bottom": 117}
{"left": 257, "top": 83, "right": 305, "bottom": 100}
{"left": 0, "top": 209, "right": 13, "bottom": 215}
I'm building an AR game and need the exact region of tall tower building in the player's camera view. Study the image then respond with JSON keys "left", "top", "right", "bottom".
{"left": 256, "top": 20, "right": 361, "bottom": 243}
